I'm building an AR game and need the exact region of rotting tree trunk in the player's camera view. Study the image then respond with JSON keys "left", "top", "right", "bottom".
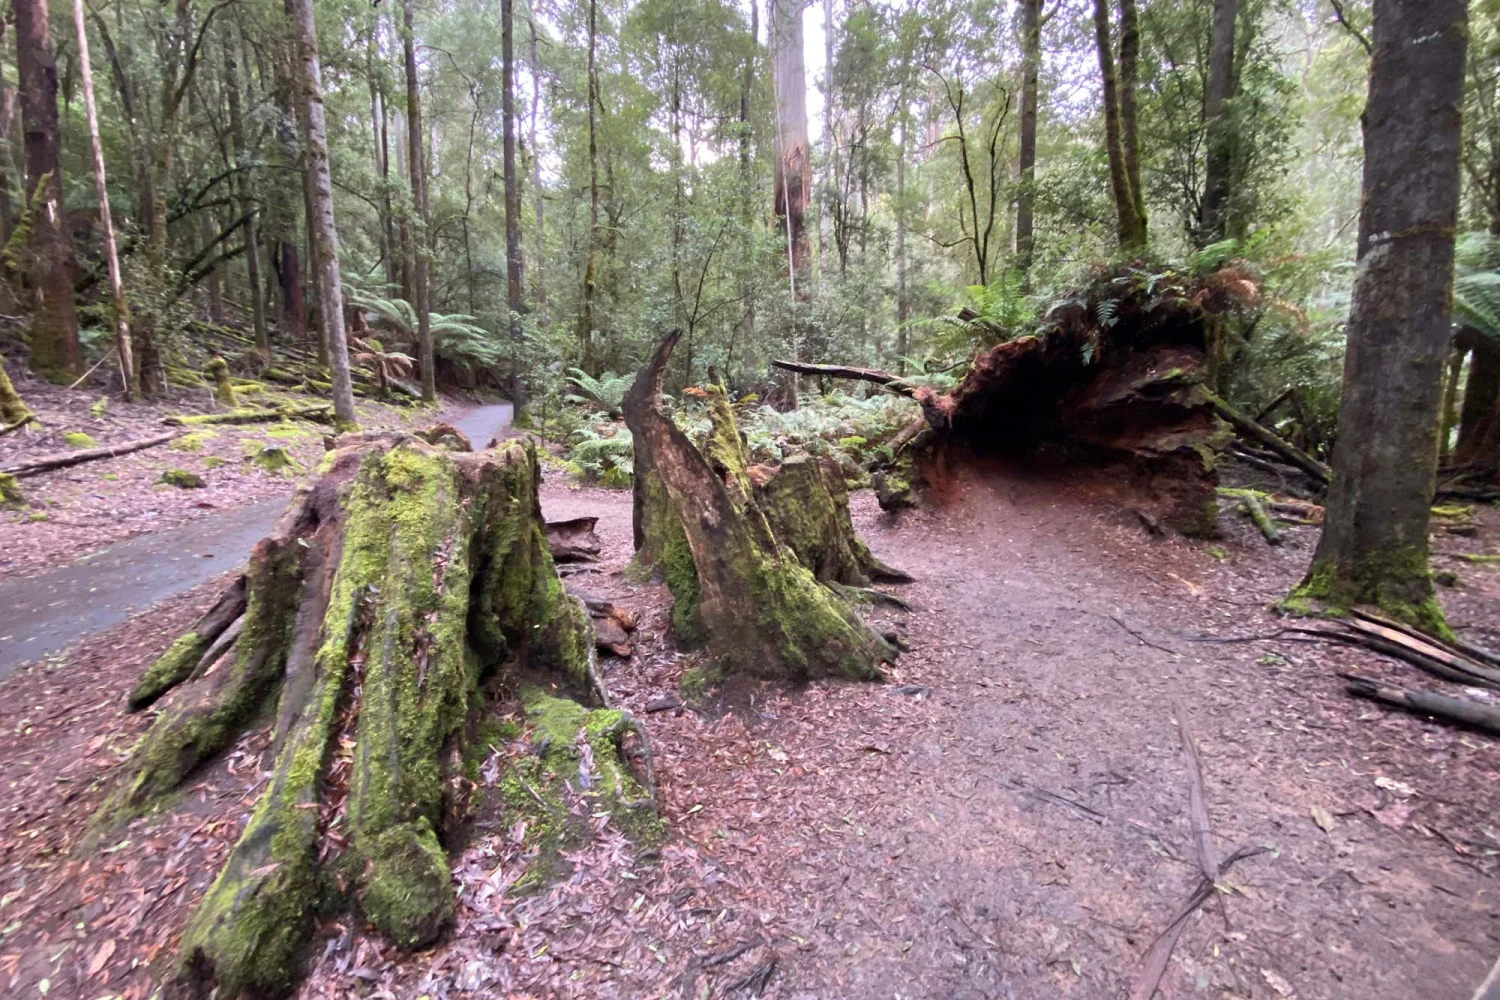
{"left": 402, "top": 0, "right": 435, "bottom": 403}
{"left": 624, "top": 332, "right": 896, "bottom": 681}
{"left": 291, "top": 0, "right": 357, "bottom": 428}
{"left": 97, "top": 436, "right": 650, "bottom": 999}
{"left": 72, "top": 0, "right": 135, "bottom": 401}
{"left": 14, "top": 0, "right": 81, "bottom": 382}
{"left": 1291, "top": 0, "right": 1467, "bottom": 636}
{"left": 1198, "top": 0, "right": 1239, "bottom": 243}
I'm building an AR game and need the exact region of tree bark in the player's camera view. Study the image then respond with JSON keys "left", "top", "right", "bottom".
{"left": 624, "top": 332, "right": 896, "bottom": 680}
{"left": 770, "top": 0, "right": 812, "bottom": 293}
{"left": 1117, "top": 0, "right": 1146, "bottom": 243}
{"left": 402, "top": 0, "right": 435, "bottom": 402}
{"left": 94, "top": 437, "right": 648, "bottom": 999}
{"left": 528, "top": 15, "right": 548, "bottom": 326}
{"left": 14, "top": 0, "right": 81, "bottom": 382}
{"left": 1455, "top": 334, "right": 1499, "bottom": 466}
{"left": 1016, "top": 0, "right": 1042, "bottom": 282}
{"left": 71, "top": 0, "right": 136, "bottom": 401}
{"left": 1198, "top": 0, "right": 1239, "bottom": 243}
{"left": 225, "top": 23, "right": 269, "bottom": 357}
{"left": 1294, "top": 0, "right": 1468, "bottom": 635}
{"left": 502, "top": 0, "right": 527, "bottom": 406}
{"left": 577, "top": 0, "right": 601, "bottom": 376}
{"left": 290, "top": 0, "right": 357, "bottom": 427}
{"left": 1093, "top": 0, "right": 1146, "bottom": 252}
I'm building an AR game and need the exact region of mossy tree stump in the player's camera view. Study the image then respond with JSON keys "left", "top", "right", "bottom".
{"left": 0, "top": 356, "right": 34, "bottom": 427}
{"left": 623, "top": 332, "right": 897, "bottom": 681}
{"left": 96, "top": 434, "right": 644, "bottom": 998}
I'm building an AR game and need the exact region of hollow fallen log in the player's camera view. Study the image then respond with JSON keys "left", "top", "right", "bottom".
{"left": 1344, "top": 673, "right": 1500, "bottom": 736}
{"left": 625, "top": 332, "right": 895, "bottom": 680}
{"left": 1, "top": 430, "right": 183, "bottom": 478}
{"left": 94, "top": 434, "right": 655, "bottom": 998}
{"left": 163, "top": 403, "right": 332, "bottom": 427}
{"left": 547, "top": 516, "right": 603, "bottom": 562}
{"left": 1202, "top": 390, "right": 1330, "bottom": 486}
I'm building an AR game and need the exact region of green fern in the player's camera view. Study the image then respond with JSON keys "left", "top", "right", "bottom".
{"left": 1453, "top": 232, "right": 1500, "bottom": 343}
{"left": 565, "top": 369, "right": 632, "bottom": 417}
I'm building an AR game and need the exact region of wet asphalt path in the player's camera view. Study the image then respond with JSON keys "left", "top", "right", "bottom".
{"left": 0, "top": 403, "right": 513, "bottom": 677}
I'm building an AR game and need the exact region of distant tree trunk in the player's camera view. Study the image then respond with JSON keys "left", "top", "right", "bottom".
{"left": 821, "top": 0, "right": 837, "bottom": 278}
{"left": 15, "top": 0, "right": 80, "bottom": 382}
{"left": 190, "top": 86, "right": 225, "bottom": 325}
{"left": 1293, "top": 0, "right": 1467, "bottom": 634}
{"left": 1093, "top": 0, "right": 1146, "bottom": 252}
{"left": 290, "top": 0, "right": 357, "bottom": 427}
{"left": 577, "top": 0, "right": 600, "bottom": 376}
{"left": 895, "top": 61, "right": 910, "bottom": 373}
{"left": 734, "top": 0, "right": 757, "bottom": 377}
{"left": 225, "top": 24, "right": 268, "bottom": 356}
{"left": 1016, "top": 0, "right": 1041, "bottom": 283}
{"left": 1118, "top": 0, "right": 1146, "bottom": 242}
{"left": 271, "top": 45, "right": 306, "bottom": 347}
{"left": 1454, "top": 334, "right": 1499, "bottom": 465}
{"left": 528, "top": 15, "right": 547, "bottom": 326}
{"left": 502, "top": 0, "right": 527, "bottom": 406}
{"left": 0, "top": 22, "right": 18, "bottom": 245}
{"left": 1198, "top": 0, "right": 1239, "bottom": 243}
{"left": 402, "top": 0, "right": 435, "bottom": 402}
{"left": 770, "top": 0, "right": 811, "bottom": 293}
{"left": 368, "top": 25, "right": 396, "bottom": 298}
{"left": 71, "top": 0, "right": 134, "bottom": 400}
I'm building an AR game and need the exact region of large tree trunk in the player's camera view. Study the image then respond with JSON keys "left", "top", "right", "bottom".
{"left": 95, "top": 436, "right": 649, "bottom": 999}
{"left": 1117, "top": 0, "right": 1146, "bottom": 243}
{"left": 1016, "top": 0, "right": 1041, "bottom": 283}
{"left": 1198, "top": 0, "right": 1239, "bottom": 243}
{"left": 770, "top": 0, "right": 812, "bottom": 293}
{"left": 1093, "top": 0, "right": 1146, "bottom": 252}
{"left": 1292, "top": 0, "right": 1467, "bottom": 635}
{"left": 14, "top": 0, "right": 81, "bottom": 383}
{"left": 624, "top": 332, "right": 897, "bottom": 681}
{"left": 290, "top": 0, "right": 357, "bottom": 427}
{"left": 502, "top": 0, "right": 527, "bottom": 406}
{"left": 402, "top": 0, "right": 436, "bottom": 402}
{"left": 71, "top": 0, "right": 136, "bottom": 401}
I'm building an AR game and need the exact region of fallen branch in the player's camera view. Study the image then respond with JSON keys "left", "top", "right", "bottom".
{"left": 769, "top": 359, "right": 913, "bottom": 398}
{"left": 163, "top": 404, "right": 332, "bottom": 427}
{"left": 1352, "top": 609, "right": 1500, "bottom": 672}
{"left": 1310, "top": 622, "right": 1500, "bottom": 690}
{"left": 1344, "top": 673, "right": 1500, "bottom": 736}
{"left": 1217, "top": 489, "right": 1282, "bottom": 545}
{"left": 1204, "top": 390, "right": 1330, "bottom": 486}
{"left": 1, "top": 430, "right": 183, "bottom": 478}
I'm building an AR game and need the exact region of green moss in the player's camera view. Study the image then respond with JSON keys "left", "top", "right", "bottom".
{"left": 0, "top": 472, "right": 22, "bottom": 507}
{"left": 169, "top": 430, "right": 218, "bottom": 452}
{"left": 250, "top": 445, "right": 301, "bottom": 477}
{"left": 264, "top": 423, "right": 313, "bottom": 442}
{"left": 201, "top": 455, "right": 227, "bottom": 469}
{"left": 1431, "top": 504, "right": 1474, "bottom": 520}
{"left": 1206, "top": 545, "right": 1227, "bottom": 560}
{"left": 63, "top": 431, "right": 96, "bottom": 449}
{"left": 158, "top": 469, "right": 207, "bottom": 489}
{"left": 129, "top": 631, "right": 205, "bottom": 710}
{"left": 358, "top": 823, "right": 453, "bottom": 949}
{"left": 89, "top": 397, "right": 109, "bottom": 418}
{"left": 679, "top": 662, "right": 725, "bottom": 701}
{"left": 1287, "top": 550, "right": 1454, "bottom": 641}
{"left": 1458, "top": 553, "right": 1500, "bottom": 565}
{"left": 208, "top": 357, "right": 238, "bottom": 408}
{"left": 101, "top": 472, "right": 118, "bottom": 481}
{"left": 663, "top": 517, "right": 704, "bottom": 646}
{"left": 1434, "top": 569, "right": 1460, "bottom": 587}
{"left": 27, "top": 511, "right": 47, "bottom": 522}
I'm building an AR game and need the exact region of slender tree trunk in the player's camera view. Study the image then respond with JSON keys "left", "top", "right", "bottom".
{"left": 1455, "top": 335, "right": 1499, "bottom": 465}
{"left": 190, "top": 86, "right": 225, "bottom": 325}
{"left": 0, "top": 22, "right": 17, "bottom": 246}
{"left": 501, "top": 0, "right": 526, "bottom": 405}
{"left": 1093, "top": 0, "right": 1136, "bottom": 252}
{"left": 1117, "top": 0, "right": 1146, "bottom": 244}
{"left": 368, "top": 26, "right": 396, "bottom": 297}
{"left": 1016, "top": 0, "right": 1041, "bottom": 283}
{"left": 271, "top": 45, "right": 306, "bottom": 347}
{"left": 577, "top": 0, "right": 600, "bottom": 376}
{"left": 289, "top": 0, "right": 356, "bottom": 427}
{"left": 1294, "top": 0, "right": 1467, "bottom": 634}
{"left": 71, "top": 0, "right": 134, "bottom": 399}
{"left": 226, "top": 24, "right": 268, "bottom": 356}
{"left": 528, "top": 16, "right": 547, "bottom": 326}
{"left": 895, "top": 63, "right": 909, "bottom": 373}
{"left": 15, "top": 0, "right": 81, "bottom": 382}
{"left": 770, "top": 0, "right": 811, "bottom": 292}
{"left": 402, "top": 0, "right": 435, "bottom": 402}
{"left": 734, "top": 0, "right": 757, "bottom": 378}
{"left": 1198, "top": 0, "right": 1239, "bottom": 243}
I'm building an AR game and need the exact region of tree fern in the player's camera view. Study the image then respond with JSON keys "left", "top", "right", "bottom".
{"left": 565, "top": 369, "right": 632, "bottom": 417}
{"left": 1453, "top": 232, "right": 1500, "bottom": 343}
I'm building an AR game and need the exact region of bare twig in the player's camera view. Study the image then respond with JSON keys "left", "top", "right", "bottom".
{"left": 1327, "top": 0, "right": 1372, "bottom": 55}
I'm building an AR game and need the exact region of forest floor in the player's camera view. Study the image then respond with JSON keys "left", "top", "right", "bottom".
{"left": 0, "top": 367, "right": 475, "bottom": 580}
{"left": 1, "top": 453, "right": 1497, "bottom": 999}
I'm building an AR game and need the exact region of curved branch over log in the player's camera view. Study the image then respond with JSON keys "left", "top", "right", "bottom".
{"left": 625, "top": 332, "right": 895, "bottom": 681}
{"left": 94, "top": 433, "right": 655, "bottom": 999}
{"left": 770, "top": 358, "right": 914, "bottom": 397}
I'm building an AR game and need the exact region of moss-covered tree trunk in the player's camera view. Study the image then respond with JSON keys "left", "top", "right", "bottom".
{"left": 1291, "top": 0, "right": 1467, "bottom": 635}
{"left": 623, "top": 332, "right": 895, "bottom": 681}
{"left": 95, "top": 434, "right": 646, "bottom": 998}
{"left": 0, "top": 355, "right": 34, "bottom": 427}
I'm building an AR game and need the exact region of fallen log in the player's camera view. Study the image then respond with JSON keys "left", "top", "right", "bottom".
{"left": 548, "top": 516, "right": 603, "bottom": 563}
{"left": 1344, "top": 673, "right": 1500, "bottom": 736}
{"left": 163, "top": 403, "right": 331, "bottom": 426}
{"left": 1203, "top": 390, "right": 1330, "bottom": 486}
{"left": 1350, "top": 609, "right": 1500, "bottom": 672}
{"left": 625, "top": 332, "right": 895, "bottom": 681}
{"left": 1, "top": 429, "right": 183, "bottom": 478}
{"left": 769, "top": 359, "right": 914, "bottom": 398}
{"left": 94, "top": 434, "right": 656, "bottom": 999}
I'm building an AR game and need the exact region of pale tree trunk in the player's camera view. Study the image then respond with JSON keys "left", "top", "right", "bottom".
{"left": 770, "top": 0, "right": 811, "bottom": 293}
{"left": 1198, "top": 0, "right": 1239, "bottom": 243}
{"left": 895, "top": 62, "right": 909, "bottom": 373}
{"left": 821, "top": 0, "right": 836, "bottom": 278}
{"left": 1016, "top": 0, "right": 1041, "bottom": 284}
{"left": 1294, "top": 0, "right": 1467, "bottom": 634}
{"left": 402, "top": 0, "right": 435, "bottom": 402}
{"left": 225, "top": 23, "right": 268, "bottom": 356}
{"left": 290, "top": 0, "right": 357, "bottom": 427}
{"left": 189, "top": 86, "right": 225, "bottom": 325}
{"left": 15, "top": 0, "right": 81, "bottom": 382}
{"left": 0, "top": 22, "right": 17, "bottom": 245}
{"left": 528, "top": 15, "right": 547, "bottom": 326}
{"left": 502, "top": 0, "right": 527, "bottom": 405}
{"left": 71, "top": 0, "right": 135, "bottom": 400}
{"left": 732, "top": 0, "right": 757, "bottom": 378}
{"left": 577, "top": 0, "right": 600, "bottom": 376}
{"left": 367, "top": 27, "right": 395, "bottom": 297}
